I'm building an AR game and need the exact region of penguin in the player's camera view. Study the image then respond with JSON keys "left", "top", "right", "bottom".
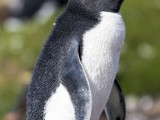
{"left": 27, "top": 0, "right": 126, "bottom": 120}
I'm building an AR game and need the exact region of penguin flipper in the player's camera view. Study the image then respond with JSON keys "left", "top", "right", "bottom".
{"left": 27, "top": 40, "right": 91, "bottom": 120}
{"left": 60, "top": 42, "right": 92, "bottom": 120}
{"left": 101, "top": 79, "right": 126, "bottom": 120}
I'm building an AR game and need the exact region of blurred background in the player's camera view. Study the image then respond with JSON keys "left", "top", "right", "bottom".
{"left": 0, "top": 0, "right": 160, "bottom": 120}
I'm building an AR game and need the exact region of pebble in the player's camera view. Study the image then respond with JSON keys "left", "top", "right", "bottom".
{"left": 125, "top": 95, "right": 160, "bottom": 120}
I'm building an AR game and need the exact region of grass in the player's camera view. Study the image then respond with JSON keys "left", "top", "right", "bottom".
{"left": 120, "top": 0, "right": 160, "bottom": 96}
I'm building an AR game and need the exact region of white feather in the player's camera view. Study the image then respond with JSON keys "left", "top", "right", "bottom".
{"left": 82, "top": 11, "right": 126, "bottom": 120}
{"left": 44, "top": 84, "right": 75, "bottom": 120}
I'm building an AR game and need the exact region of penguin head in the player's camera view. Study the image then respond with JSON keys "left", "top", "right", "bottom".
{"left": 68, "top": 0, "right": 124, "bottom": 13}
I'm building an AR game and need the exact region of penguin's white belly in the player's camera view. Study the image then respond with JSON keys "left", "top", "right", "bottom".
{"left": 44, "top": 84, "right": 75, "bottom": 120}
{"left": 82, "top": 12, "right": 126, "bottom": 120}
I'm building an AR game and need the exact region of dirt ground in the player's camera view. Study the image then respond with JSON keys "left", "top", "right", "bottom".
{"left": 125, "top": 96, "right": 160, "bottom": 120}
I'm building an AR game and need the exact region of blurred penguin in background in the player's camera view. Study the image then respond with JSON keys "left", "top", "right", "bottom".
{"left": 0, "top": 0, "right": 68, "bottom": 31}
{"left": 7, "top": 0, "right": 67, "bottom": 21}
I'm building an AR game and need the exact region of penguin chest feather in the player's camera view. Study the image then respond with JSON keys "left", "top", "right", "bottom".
{"left": 82, "top": 11, "right": 126, "bottom": 120}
